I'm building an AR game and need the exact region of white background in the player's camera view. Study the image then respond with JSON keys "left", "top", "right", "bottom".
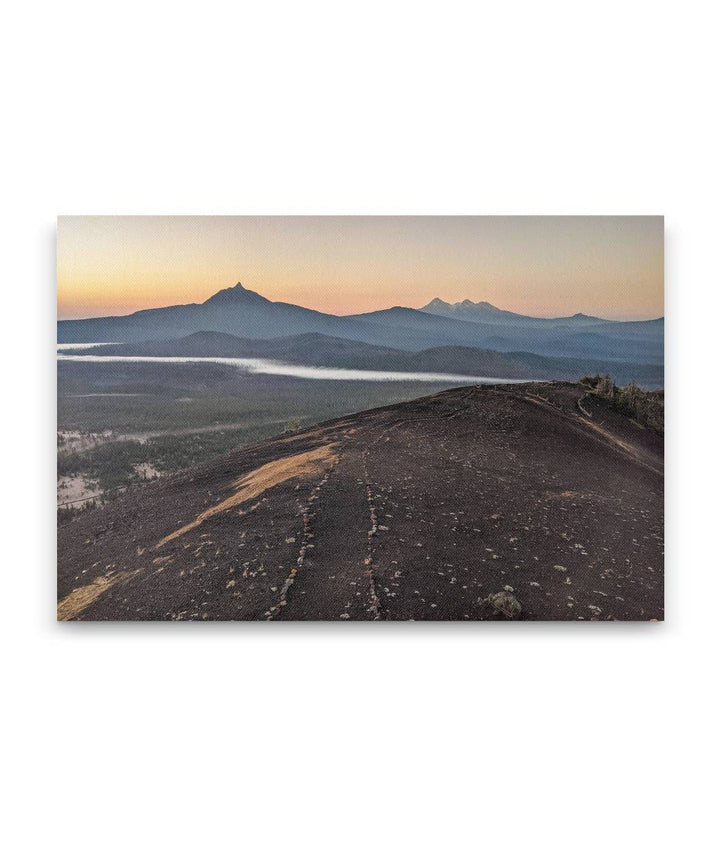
{"left": 2, "top": 1, "right": 718, "bottom": 854}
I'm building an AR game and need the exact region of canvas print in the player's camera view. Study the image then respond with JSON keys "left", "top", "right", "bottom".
{"left": 57, "top": 216, "right": 664, "bottom": 621}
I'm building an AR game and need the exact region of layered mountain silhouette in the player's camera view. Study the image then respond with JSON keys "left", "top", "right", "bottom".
{"left": 57, "top": 281, "right": 664, "bottom": 365}
{"left": 73, "top": 331, "right": 663, "bottom": 387}
{"left": 421, "top": 297, "right": 609, "bottom": 326}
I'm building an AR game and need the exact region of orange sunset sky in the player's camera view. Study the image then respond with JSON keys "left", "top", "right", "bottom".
{"left": 57, "top": 216, "right": 664, "bottom": 321}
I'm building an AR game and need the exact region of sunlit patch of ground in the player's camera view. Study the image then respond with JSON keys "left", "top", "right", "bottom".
{"left": 155, "top": 443, "right": 339, "bottom": 548}
{"left": 57, "top": 569, "right": 142, "bottom": 620}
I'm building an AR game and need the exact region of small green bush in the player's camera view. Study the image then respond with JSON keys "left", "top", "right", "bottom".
{"left": 580, "top": 375, "right": 663, "bottom": 433}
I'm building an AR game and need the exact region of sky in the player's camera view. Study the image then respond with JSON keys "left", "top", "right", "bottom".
{"left": 57, "top": 216, "right": 664, "bottom": 320}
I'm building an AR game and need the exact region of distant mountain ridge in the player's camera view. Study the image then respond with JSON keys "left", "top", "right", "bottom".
{"left": 420, "top": 296, "right": 615, "bottom": 326}
{"left": 57, "top": 281, "right": 664, "bottom": 365}
{"left": 69, "top": 330, "right": 664, "bottom": 388}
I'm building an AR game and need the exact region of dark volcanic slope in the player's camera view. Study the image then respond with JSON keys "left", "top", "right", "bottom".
{"left": 57, "top": 383, "right": 664, "bottom": 621}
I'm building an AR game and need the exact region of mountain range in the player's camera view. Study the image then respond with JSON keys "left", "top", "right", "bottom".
{"left": 421, "top": 297, "right": 610, "bottom": 326}
{"left": 57, "top": 281, "right": 664, "bottom": 369}
{"left": 72, "top": 331, "right": 664, "bottom": 387}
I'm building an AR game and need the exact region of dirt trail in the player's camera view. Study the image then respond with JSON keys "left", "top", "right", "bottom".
{"left": 517, "top": 390, "right": 662, "bottom": 476}
{"left": 273, "top": 444, "right": 379, "bottom": 619}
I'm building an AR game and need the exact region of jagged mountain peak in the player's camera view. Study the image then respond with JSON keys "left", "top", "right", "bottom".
{"left": 422, "top": 297, "right": 504, "bottom": 314}
{"left": 203, "top": 282, "right": 271, "bottom": 305}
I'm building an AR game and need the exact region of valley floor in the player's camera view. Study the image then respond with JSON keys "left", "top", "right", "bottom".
{"left": 57, "top": 363, "right": 457, "bottom": 515}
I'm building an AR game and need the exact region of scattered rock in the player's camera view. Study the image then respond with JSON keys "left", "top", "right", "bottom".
{"left": 485, "top": 591, "right": 522, "bottom": 619}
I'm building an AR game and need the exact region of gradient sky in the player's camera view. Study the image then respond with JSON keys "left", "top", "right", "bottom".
{"left": 57, "top": 216, "right": 664, "bottom": 320}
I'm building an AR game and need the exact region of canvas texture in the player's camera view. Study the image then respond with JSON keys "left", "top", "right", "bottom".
{"left": 56, "top": 216, "right": 664, "bottom": 621}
